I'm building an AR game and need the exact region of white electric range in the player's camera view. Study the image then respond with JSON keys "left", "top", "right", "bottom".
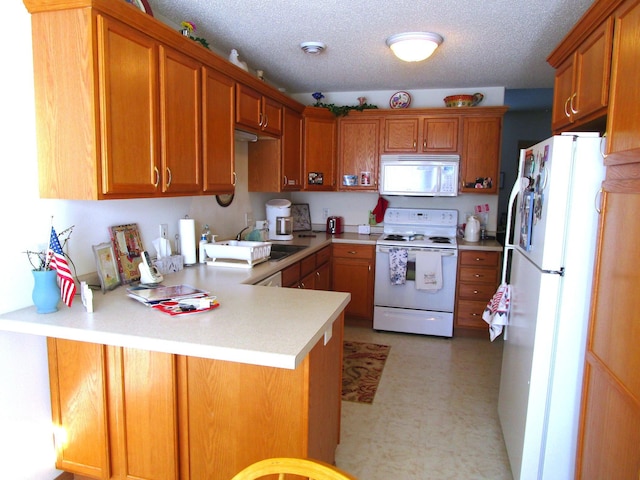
{"left": 374, "top": 208, "right": 458, "bottom": 337}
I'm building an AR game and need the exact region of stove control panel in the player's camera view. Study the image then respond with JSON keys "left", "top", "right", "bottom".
{"left": 383, "top": 208, "right": 458, "bottom": 227}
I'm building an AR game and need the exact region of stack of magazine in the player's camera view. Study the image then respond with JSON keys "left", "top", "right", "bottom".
{"left": 127, "top": 284, "right": 219, "bottom": 316}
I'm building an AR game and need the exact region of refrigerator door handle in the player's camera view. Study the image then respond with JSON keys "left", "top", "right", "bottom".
{"left": 502, "top": 177, "right": 529, "bottom": 283}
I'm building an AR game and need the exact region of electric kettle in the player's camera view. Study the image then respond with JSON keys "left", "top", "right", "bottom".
{"left": 464, "top": 215, "right": 481, "bottom": 242}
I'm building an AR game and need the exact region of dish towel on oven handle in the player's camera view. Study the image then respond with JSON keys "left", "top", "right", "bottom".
{"left": 414, "top": 251, "right": 443, "bottom": 291}
{"left": 388, "top": 248, "right": 408, "bottom": 285}
{"left": 482, "top": 283, "right": 511, "bottom": 341}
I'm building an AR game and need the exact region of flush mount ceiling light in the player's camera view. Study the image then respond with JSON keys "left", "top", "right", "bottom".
{"left": 300, "top": 41, "right": 326, "bottom": 55}
{"left": 386, "top": 32, "right": 443, "bottom": 62}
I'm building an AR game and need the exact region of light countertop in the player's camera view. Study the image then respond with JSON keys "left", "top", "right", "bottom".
{"left": 0, "top": 252, "right": 350, "bottom": 370}
{"left": 457, "top": 237, "right": 504, "bottom": 252}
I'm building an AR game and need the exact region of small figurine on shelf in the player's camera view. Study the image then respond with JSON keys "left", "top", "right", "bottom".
{"left": 229, "top": 49, "right": 249, "bottom": 71}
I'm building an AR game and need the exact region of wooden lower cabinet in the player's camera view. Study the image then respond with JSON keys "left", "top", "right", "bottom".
{"left": 282, "top": 246, "right": 331, "bottom": 290}
{"left": 46, "top": 315, "right": 343, "bottom": 479}
{"left": 575, "top": 184, "right": 640, "bottom": 479}
{"left": 331, "top": 243, "right": 375, "bottom": 325}
{"left": 454, "top": 250, "right": 501, "bottom": 332}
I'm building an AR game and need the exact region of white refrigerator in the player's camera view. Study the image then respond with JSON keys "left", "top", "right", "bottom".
{"left": 498, "top": 134, "right": 604, "bottom": 480}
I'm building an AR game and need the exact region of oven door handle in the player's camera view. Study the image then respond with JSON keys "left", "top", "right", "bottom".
{"left": 376, "top": 246, "right": 457, "bottom": 256}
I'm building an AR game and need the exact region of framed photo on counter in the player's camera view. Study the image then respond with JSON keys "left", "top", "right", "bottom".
{"left": 93, "top": 242, "right": 121, "bottom": 292}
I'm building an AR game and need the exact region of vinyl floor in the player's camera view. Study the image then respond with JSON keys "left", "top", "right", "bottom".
{"left": 335, "top": 325, "right": 513, "bottom": 480}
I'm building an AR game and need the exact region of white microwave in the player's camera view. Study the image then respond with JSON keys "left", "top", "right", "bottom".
{"left": 379, "top": 154, "right": 459, "bottom": 196}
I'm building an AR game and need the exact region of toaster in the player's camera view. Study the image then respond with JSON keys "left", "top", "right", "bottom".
{"left": 326, "top": 216, "right": 344, "bottom": 234}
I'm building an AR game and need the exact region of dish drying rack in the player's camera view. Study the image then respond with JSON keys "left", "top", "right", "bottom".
{"left": 203, "top": 240, "right": 271, "bottom": 268}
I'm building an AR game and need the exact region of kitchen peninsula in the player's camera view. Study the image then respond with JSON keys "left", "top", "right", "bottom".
{"left": 0, "top": 239, "right": 350, "bottom": 480}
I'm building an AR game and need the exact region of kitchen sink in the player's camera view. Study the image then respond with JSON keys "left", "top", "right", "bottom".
{"left": 269, "top": 244, "right": 308, "bottom": 261}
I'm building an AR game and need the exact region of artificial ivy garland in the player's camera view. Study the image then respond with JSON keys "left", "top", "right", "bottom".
{"left": 312, "top": 92, "right": 378, "bottom": 117}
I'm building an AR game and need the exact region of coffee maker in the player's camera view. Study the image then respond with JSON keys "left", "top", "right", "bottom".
{"left": 266, "top": 199, "right": 293, "bottom": 240}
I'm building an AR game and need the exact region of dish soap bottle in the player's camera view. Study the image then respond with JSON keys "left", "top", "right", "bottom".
{"left": 199, "top": 224, "right": 210, "bottom": 263}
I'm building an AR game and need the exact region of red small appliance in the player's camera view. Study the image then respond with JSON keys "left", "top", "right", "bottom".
{"left": 326, "top": 216, "right": 344, "bottom": 234}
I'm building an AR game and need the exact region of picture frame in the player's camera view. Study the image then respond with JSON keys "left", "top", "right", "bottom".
{"left": 93, "top": 242, "right": 121, "bottom": 292}
{"left": 109, "top": 223, "right": 144, "bottom": 284}
{"left": 292, "top": 203, "right": 312, "bottom": 231}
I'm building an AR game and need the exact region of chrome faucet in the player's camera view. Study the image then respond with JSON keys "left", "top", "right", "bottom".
{"left": 235, "top": 226, "right": 251, "bottom": 241}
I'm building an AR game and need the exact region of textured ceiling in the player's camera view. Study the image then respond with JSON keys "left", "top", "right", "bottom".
{"left": 148, "top": 0, "right": 595, "bottom": 94}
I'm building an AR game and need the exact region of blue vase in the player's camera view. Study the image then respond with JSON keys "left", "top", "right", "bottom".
{"left": 32, "top": 269, "right": 60, "bottom": 314}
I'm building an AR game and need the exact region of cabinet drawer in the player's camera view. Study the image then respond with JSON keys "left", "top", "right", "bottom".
{"left": 332, "top": 243, "right": 374, "bottom": 260}
{"left": 459, "top": 250, "right": 500, "bottom": 267}
{"left": 457, "top": 283, "right": 497, "bottom": 301}
{"left": 316, "top": 246, "right": 331, "bottom": 266}
{"left": 458, "top": 267, "right": 499, "bottom": 284}
{"left": 456, "top": 300, "right": 488, "bottom": 329}
{"left": 281, "top": 262, "right": 300, "bottom": 287}
{"left": 300, "top": 254, "right": 316, "bottom": 278}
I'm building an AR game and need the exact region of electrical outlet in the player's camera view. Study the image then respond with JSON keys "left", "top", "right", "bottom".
{"left": 322, "top": 208, "right": 330, "bottom": 220}
{"left": 159, "top": 223, "right": 168, "bottom": 239}
{"left": 245, "top": 211, "right": 254, "bottom": 227}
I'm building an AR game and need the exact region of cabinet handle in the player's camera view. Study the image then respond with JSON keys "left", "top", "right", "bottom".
{"left": 232, "top": 171, "right": 237, "bottom": 186}
{"left": 263, "top": 114, "right": 268, "bottom": 129}
{"left": 299, "top": 282, "right": 306, "bottom": 289}
{"left": 154, "top": 167, "right": 160, "bottom": 188}
{"left": 316, "top": 271, "right": 320, "bottom": 277}
{"left": 413, "top": 140, "right": 417, "bottom": 149}
{"left": 166, "top": 167, "right": 172, "bottom": 188}
{"left": 475, "top": 257, "right": 485, "bottom": 262}
{"left": 348, "top": 250, "right": 357, "bottom": 254}
{"left": 474, "top": 274, "right": 484, "bottom": 278}
{"left": 258, "top": 113, "right": 264, "bottom": 127}
{"left": 600, "top": 133, "right": 607, "bottom": 159}
{"left": 569, "top": 93, "right": 578, "bottom": 115}
{"left": 473, "top": 290, "right": 479, "bottom": 294}
{"left": 283, "top": 175, "right": 288, "bottom": 186}
{"left": 471, "top": 313, "right": 480, "bottom": 317}
{"left": 423, "top": 139, "right": 427, "bottom": 149}
{"left": 564, "top": 97, "right": 571, "bottom": 118}
{"left": 595, "top": 188, "right": 603, "bottom": 214}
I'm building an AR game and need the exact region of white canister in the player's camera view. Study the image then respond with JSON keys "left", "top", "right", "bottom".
{"left": 464, "top": 215, "right": 481, "bottom": 242}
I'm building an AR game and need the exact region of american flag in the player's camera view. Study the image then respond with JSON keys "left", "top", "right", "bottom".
{"left": 48, "top": 227, "right": 76, "bottom": 307}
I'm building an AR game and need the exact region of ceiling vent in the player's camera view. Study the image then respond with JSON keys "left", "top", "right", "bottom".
{"left": 300, "top": 41, "right": 326, "bottom": 55}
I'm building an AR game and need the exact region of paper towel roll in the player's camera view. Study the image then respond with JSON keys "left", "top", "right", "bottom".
{"left": 179, "top": 217, "right": 196, "bottom": 265}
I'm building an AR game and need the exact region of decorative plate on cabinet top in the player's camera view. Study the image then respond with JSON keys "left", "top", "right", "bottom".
{"left": 389, "top": 91, "right": 411, "bottom": 109}
{"left": 124, "top": 0, "right": 154, "bottom": 16}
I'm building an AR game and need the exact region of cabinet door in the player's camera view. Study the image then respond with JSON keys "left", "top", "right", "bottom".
{"left": 573, "top": 18, "right": 613, "bottom": 123}
{"left": 202, "top": 67, "right": 235, "bottom": 193}
{"left": 383, "top": 117, "right": 419, "bottom": 153}
{"left": 47, "top": 338, "right": 110, "bottom": 479}
{"left": 332, "top": 257, "right": 373, "bottom": 320}
{"left": 606, "top": 0, "right": 640, "bottom": 158}
{"left": 97, "top": 15, "right": 159, "bottom": 196}
{"left": 108, "top": 347, "right": 179, "bottom": 480}
{"left": 314, "top": 261, "right": 331, "bottom": 291}
{"left": 303, "top": 108, "right": 337, "bottom": 191}
{"left": 551, "top": 55, "right": 576, "bottom": 132}
{"left": 576, "top": 187, "right": 640, "bottom": 479}
{"left": 262, "top": 96, "right": 283, "bottom": 136}
{"left": 159, "top": 46, "right": 201, "bottom": 194}
{"left": 422, "top": 117, "right": 459, "bottom": 153}
{"left": 235, "top": 83, "right": 262, "bottom": 132}
{"left": 282, "top": 107, "right": 302, "bottom": 190}
{"left": 460, "top": 116, "right": 502, "bottom": 194}
{"left": 338, "top": 117, "right": 381, "bottom": 191}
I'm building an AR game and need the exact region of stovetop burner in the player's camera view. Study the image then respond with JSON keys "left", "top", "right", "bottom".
{"left": 384, "top": 234, "right": 408, "bottom": 241}
{"left": 429, "top": 236, "right": 452, "bottom": 244}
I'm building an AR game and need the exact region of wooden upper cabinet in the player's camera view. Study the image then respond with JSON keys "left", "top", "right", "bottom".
{"left": 550, "top": 17, "right": 613, "bottom": 133}
{"left": 98, "top": 15, "right": 160, "bottom": 197}
{"left": 460, "top": 115, "right": 503, "bottom": 194}
{"left": 235, "top": 83, "right": 283, "bottom": 136}
{"left": 159, "top": 46, "right": 202, "bottom": 194}
{"left": 202, "top": 67, "right": 235, "bottom": 193}
{"left": 383, "top": 116, "right": 459, "bottom": 153}
{"left": 303, "top": 107, "right": 337, "bottom": 191}
{"left": 338, "top": 116, "right": 381, "bottom": 191}
{"left": 606, "top": 0, "right": 640, "bottom": 159}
